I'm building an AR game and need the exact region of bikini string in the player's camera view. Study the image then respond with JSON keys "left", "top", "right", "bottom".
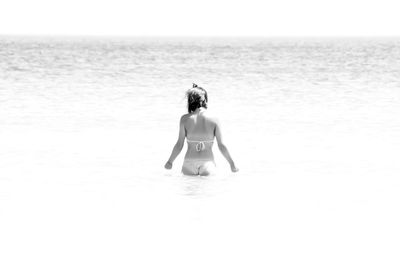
{"left": 196, "top": 141, "right": 205, "bottom": 152}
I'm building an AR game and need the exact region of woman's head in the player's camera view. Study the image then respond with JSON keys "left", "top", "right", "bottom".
{"left": 186, "top": 84, "right": 208, "bottom": 113}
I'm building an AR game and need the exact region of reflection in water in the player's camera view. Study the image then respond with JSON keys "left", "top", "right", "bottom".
{"left": 163, "top": 166, "right": 237, "bottom": 198}
{"left": 180, "top": 175, "right": 211, "bottom": 197}
{"left": 164, "top": 171, "right": 234, "bottom": 198}
{"left": 178, "top": 172, "right": 237, "bottom": 198}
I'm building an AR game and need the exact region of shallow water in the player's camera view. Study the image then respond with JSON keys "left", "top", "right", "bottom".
{"left": 1, "top": 36, "right": 400, "bottom": 266}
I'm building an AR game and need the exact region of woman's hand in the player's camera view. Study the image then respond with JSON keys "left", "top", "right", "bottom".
{"left": 164, "top": 161, "right": 173, "bottom": 170}
{"left": 230, "top": 164, "right": 239, "bottom": 173}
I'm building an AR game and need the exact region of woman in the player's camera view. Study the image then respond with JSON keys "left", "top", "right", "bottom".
{"left": 164, "top": 84, "right": 239, "bottom": 176}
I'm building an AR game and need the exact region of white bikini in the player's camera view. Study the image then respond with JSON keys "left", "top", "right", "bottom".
{"left": 182, "top": 138, "right": 216, "bottom": 175}
{"left": 186, "top": 139, "right": 214, "bottom": 152}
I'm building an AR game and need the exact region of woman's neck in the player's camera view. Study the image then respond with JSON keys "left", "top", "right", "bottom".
{"left": 193, "top": 107, "right": 205, "bottom": 114}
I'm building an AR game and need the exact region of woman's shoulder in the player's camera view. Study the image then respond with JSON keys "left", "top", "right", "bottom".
{"left": 180, "top": 113, "right": 190, "bottom": 122}
{"left": 181, "top": 110, "right": 218, "bottom": 123}
{"left": 202, "top": 108, "right": 217, "bottom": 118}
{"left": 202, "top": 110, "right": 219, "bottom": 125}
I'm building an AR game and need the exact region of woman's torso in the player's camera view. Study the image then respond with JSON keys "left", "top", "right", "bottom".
{"left": 183, "top": 108, "right": 216, "bottom": 161}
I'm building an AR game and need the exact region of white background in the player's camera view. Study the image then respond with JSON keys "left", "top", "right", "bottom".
{"left": 0, "top": 0, "right": 400, "bottom": 36}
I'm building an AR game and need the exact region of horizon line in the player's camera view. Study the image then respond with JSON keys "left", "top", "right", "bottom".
{"left": 1, "top": 33, "right": 400, "bottom": 39}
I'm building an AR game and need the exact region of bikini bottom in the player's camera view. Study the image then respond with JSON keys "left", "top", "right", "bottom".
{"left": 182, "top": 159, "right": 216, "bottom": 176}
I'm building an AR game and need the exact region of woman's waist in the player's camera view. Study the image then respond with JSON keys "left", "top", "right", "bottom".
{"left": 186, "top": 138, "right": 214, "bottom": 151}
{"left": 184, "top": 150, "right": 214, "bottom": 161}
{"left": 183, "top": 158, "right": 215, "bottom": 163}
{"left": 186, "top": 141, "right": 214, "bottom": 152}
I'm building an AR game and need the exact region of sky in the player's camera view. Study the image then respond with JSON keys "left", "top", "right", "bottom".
{"left": 0, "top": 0, "right": 399, "bottom": 36}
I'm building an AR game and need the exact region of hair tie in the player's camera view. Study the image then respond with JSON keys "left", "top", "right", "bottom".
{"left": 192, "top": 83, "right": 198, "bottom": 88}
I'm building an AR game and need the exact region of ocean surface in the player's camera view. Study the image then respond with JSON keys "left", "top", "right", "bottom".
{"left": 1, "top": 36, "right": 400, "bottom": 266}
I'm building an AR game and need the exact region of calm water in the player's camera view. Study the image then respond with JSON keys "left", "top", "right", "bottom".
{"left": 1, "top": 36, "right": 400, "bottom": 266}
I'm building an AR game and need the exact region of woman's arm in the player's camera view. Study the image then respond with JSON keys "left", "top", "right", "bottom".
{"left": 165, "top": 115, "right": 186, "bottom": 169}
{"left": 215, "top": 119, "right": 239, "bottom": 172}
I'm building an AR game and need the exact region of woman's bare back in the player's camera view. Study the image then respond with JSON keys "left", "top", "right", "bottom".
{"left": 184, "top": 108, "right": 216, "bottom": 141}
{"left": 183, "top": 108, "right": 216, "bottom": 160}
